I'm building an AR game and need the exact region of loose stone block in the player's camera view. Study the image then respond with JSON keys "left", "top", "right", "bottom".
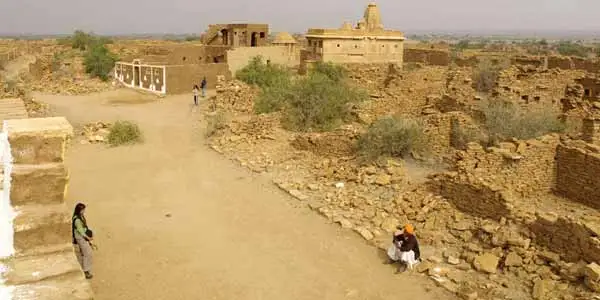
{"left": 9, "top": 164, "right": 68, "bottom": 206}
{"left": 4, "top": 117, "right": 73, "bottom": 164}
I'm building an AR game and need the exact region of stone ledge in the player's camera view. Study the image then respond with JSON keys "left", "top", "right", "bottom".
{"left": 13, "top": 203, "right": 71, "bottom": 253}
{"left": 9, "top": 164, "right": 68, "bottom": 206}
{"left": 3, "top": 249, "right": 81, "bottom": 285}
{"left": 8, "top": 275, "right": 93, "bottom": 300}
{"left": 5, "top": 117, "right": 73, "bottom": 164}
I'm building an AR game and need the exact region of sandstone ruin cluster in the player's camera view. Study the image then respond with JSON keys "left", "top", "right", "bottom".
{"left": 204, "top": 54, "right": 600, "bottom": 300}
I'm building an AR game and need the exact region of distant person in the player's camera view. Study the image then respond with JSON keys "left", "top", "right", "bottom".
{"left": 385, "top": 224, "right": 421, "bottom": 273}
{"left": 200, "top": 77, "right": 207, "bottom": 98}
{"left": 192, "top": 85, "right": 199, "bottom": 106}
{"left": 72, "top": 203, "right": 95, "bottom": 279}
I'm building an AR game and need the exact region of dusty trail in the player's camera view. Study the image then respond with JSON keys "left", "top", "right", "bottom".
{"left": 37, "top": 90, "right": 453, "bottom": 300}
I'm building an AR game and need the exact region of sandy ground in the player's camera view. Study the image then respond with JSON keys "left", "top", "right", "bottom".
{"left": 36, "top": 89, "right": 455, "bottom": 300}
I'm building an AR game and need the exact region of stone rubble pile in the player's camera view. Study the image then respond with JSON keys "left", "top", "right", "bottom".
{"left": 80, "top": 121, "right": 111, "bottom": 144}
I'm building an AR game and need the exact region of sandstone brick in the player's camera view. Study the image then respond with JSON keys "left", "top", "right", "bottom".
{"left": 4, "top": 117, "right": 73, "bottom": 164}
{"left": 4, "top": 249, "right": 81, "bottom": 285}
{"left": 9, "top": 276, "right": 93, "bottom": 300}
{"left": 13, "top": 203, "right": 71, "bottom": 253}
{"left": 9, "top": 163, "right": 68, "bottom": 206}
{"left": 555, "top": 143, "right": 600, "bottom": 208}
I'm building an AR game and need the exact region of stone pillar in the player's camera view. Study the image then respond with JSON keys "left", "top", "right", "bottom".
{"left": 0, "top": 117, "right": 93, "bottom": 299}
{"left": 582, "top": 117, "right": 600, "bottom": 145}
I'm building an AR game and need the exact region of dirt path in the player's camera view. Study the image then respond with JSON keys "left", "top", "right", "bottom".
{"left": 37, "top": 90, "right": 453, "bottom": 300}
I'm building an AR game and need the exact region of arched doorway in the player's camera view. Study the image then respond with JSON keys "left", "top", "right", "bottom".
{"left": 251, "top": 32, "right": 258, "bottom": 47}
{"left": 220, "top": 29, "right": 229, "bottom": 45}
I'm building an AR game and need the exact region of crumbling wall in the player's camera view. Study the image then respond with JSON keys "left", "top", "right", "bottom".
{"left": 555, "top": 142, "right": 600, "bottom": 208}
{"left": 582, "top": 118, "right": 600, "bottom": 144}
{"left": 430, "top": 172, "right": 512, "bottom": 221}
{"left": 548, "top": 56, "right": 574, "bottom": 70}
{"left": 403, "top": 48, "right": 450, "bottom": 66}
{"left": 529, "top": 213, "right": 600, "bottom": 263}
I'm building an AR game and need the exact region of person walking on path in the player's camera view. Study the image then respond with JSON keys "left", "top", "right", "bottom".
{"left": 200, "top": 77, "right": 207, "bottom": 98}
{"left": 192, "top": 85, "right": 199, "bottom": 106}
{"left": 72, "top": 203, "right": 95, "bottom": 279}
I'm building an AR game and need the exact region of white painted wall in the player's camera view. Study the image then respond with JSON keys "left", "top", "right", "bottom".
{"left": 0, "top": 129, "right": 14, "bottom": 259}
{"left": 0, "top": 126, "right": 15, "bottom": 300}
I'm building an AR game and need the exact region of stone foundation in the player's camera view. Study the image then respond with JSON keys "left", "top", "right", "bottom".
{"left": 0, "top": 117, "right": 93, "bottom": 300}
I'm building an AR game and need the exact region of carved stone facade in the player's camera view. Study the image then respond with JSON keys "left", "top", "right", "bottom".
{"left": 304, "top": 3, "right": 404, "bottom": 64}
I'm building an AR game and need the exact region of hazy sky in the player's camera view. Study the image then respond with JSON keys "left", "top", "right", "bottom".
{"left": 0, "top": 0, "right": 598, "bottom": 35}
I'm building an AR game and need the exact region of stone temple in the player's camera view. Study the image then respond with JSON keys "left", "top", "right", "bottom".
{"left": 303, "top": 2, "right": 405, "bottom": 64}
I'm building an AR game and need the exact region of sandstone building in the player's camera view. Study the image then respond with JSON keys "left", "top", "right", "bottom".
{"left": 202, "top": 24, "right": 269, "bottom": 47}
{"left": 304, "top": 3, "right": 405, "bottom": 64}
{"left": 114, "top": 24, "right": 299, "bottom": 95}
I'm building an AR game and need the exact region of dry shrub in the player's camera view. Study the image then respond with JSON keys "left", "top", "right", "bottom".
{"left": 107, "top": 121, "right": 143, "bottom": 146}
{"left": 472, "top": 58, "right": 509, "bottom": 93}
{"left": 450, "top": 118, "right": 487, "bottom": 150}
{"left": 482, "top": 100, "right": 565, "bottom": 143}
{"left": 205, "top": 112, "right": 227, "bottom": 137}
{"left": 357, "top": 116, "right": 425, "bottom": 160}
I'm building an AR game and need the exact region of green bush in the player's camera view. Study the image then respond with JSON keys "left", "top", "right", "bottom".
{"left": 84, "top": 44, "right": 118, "bottom": 81}
{"left": 311, "top": 61, "right": 346, "bottom": 82}
{"left": 357, "top": 116, "right": 425, "bottom": 160}
{"left": 556, "top": 41, "right": 590, "bottom": 58}
{"left": 236, "top": 56, "right": 291, "bottom": 89}
{"left": 482, "top": 100, "right": 565, "bottom": 143}
{"left": 281, "top": 73, "right": 368, "bottom": 132}
{"left": 107, "top": 121, "right": 143, "bottom": 146}
{"left": 72, "top": 30, "right": 91, "bottom": 50}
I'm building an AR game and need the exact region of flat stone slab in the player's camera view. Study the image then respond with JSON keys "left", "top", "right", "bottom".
{"left": 7, "top": 275, "right": 93, "bottom": 300}
{"left": 13, "top": 203, "right": 71, "bottom": 253}
{"left": 3, "top": 249, "right": 81, "bottom": 285}
{"left": 4, "top": 117, "right": 73, "bottom": 136}
{"left": 9, "top": 164, "right": 68, "bottom": 206}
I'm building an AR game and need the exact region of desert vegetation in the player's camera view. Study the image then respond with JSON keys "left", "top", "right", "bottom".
{"left": 236, "top": 57, "right": 368, "bottom": 131}
{"left": 107, "top": 120, "right": 143, "bottom": 146}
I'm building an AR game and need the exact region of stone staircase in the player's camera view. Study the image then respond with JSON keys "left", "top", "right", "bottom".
{"left": 0, "top": 117, "right": 93, "bottom": 300}
{"left": 0, "top": 99, "right": 28, "bottom": 129}
{"left": 202, "top": 24, "right": 227, "bottom": 45}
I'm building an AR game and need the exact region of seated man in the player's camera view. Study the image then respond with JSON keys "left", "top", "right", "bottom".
{"left": 386, "top": 224, "right": 421, "bottom": 273}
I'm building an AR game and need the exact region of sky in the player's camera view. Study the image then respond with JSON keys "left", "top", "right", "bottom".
{"left": 0, "top": 0, "right": 598, "bottom": 35}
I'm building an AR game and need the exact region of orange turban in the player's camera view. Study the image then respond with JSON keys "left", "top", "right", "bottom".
{"left": 404, "top": 224, "right": 414, "bottom": 234}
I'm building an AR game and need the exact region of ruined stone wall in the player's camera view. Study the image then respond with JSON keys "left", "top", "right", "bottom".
{"left": 165, "top": 63, "right": 231, "bottom": 94}
{"left": 582, "top": 118, "right": 600, "bottom": 144}
{"left": 529, "top": 213, "right": 600, "bottom": 263}
{"left": 555, "top": 142, "right": 600, "bottom": 208}
{"left": 0, "top": 117, "right": 93, "bottom": 299}
{"left": 403, "top": 48, "right": 450, "bottom": 66}
{"left": 547, "top": 56, "right": 574, "bottom": 70}
{"left": 226, "top": 46, "right": 300, "bottom": 75}
{"left": 455, "top": 136, "right": 560, "bottom": 197}
{"left": 430, "top": 172, "right": 513, "bottom": 221}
